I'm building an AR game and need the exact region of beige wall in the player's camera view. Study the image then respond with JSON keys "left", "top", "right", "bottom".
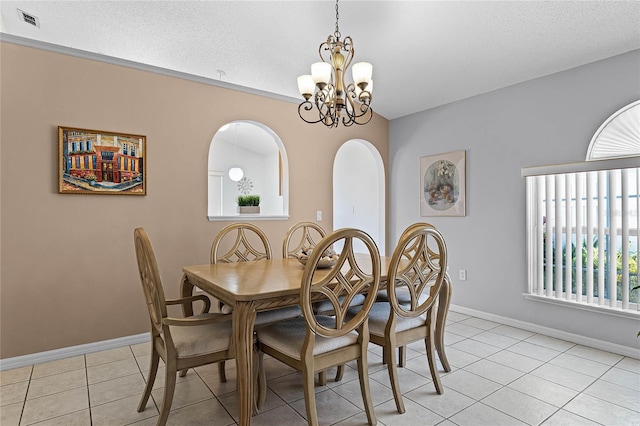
{"left": 0, "top": 42, "right": 389, "bottom": 358}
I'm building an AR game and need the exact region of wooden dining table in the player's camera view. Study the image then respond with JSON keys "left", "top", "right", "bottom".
{"left": 182, "top": 255, "right": 451, "bottom": 426}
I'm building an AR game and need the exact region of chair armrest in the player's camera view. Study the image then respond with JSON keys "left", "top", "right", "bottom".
{"left": 166, "top": 294, "right": 211, "bottom": 315}
{"left": 163, "top": 313, "right": 231, "bottom": 327}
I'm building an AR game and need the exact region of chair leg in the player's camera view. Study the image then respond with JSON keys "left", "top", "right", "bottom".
{"left": 426, "top": 311, "right": 444, "bottom": 394}
{"left": 398, "top": 345, "right": 406, "bottom": 368}
{"left": 178, "top": 369, "right": 188, "bottom": 377}
{"left": 436, "top": 279, "right": 452, "bottom": 372}
{"left": 218, "top": 360, "right": 227, "bottom": 382}
{"left": 317, "top": 370, "right": 327, "bottom": 386}
{"left": 302, "top": 364, "right": 319, "bottom": 426}
{"left": 334, "top": 364, "right": 345, "bottom": 382}
{"left": 137, "top": 347, "right": 160, "bottom": 412}
{"left": 357, "top": 351, "right": 377, "bottom": 425}
{"left": 386, "top": 340, "right": 405, "bottom": 414}
{"left": 158, "top": 362, "right": 177, "bottom": 426}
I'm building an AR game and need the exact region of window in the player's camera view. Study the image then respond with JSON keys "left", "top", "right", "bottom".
{"left": 522, "top": 101, "right": 639, "bottom": 317}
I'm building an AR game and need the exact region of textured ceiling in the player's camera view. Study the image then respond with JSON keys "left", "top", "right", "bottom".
{"left": 1, "top": 1, "right": 639, "bottom": 120}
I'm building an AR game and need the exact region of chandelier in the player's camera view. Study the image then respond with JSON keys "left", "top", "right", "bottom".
{"left": 297, "top": 0, "right": 373, "bottom": 128}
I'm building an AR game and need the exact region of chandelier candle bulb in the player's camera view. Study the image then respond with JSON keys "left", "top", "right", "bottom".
{"left": 297, "top": 75, "right": 315, "bottom": 99}
{"left": 311, "top": 62, "right": 331, "bottom": 87}
{"left": 352, "top": 62, "right": 373, "bottom": 86}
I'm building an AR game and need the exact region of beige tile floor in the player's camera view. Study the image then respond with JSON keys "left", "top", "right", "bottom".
{"left": 1, "top": 311, "right": 639, "bottom": 425}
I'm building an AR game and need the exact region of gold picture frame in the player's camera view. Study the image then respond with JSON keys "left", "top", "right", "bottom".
{"left": 420, "top": 150, "right": 466, "bottom": 217}
{"left": 58, "top": 126, "right": 146, "bottom": 195}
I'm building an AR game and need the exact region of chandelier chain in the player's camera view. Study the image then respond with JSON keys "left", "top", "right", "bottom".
{"left": 334, "top": 0, "right": 341, "bottom": 39}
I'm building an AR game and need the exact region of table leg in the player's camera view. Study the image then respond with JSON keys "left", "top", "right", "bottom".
{"left": 435, "top": 274, "right": 452, "bottom": 372}
{"left": 233, "top": 301, "right": 257, "bottom": 426}
{"left": 180, "top": 274, "right": 195, "bottom": 318}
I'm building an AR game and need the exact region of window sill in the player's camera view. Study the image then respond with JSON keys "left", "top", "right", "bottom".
{"left": 523, "top": 293, "right": 640, "bottom": 320}
{"left": 208, "top": 215, "right": 290, "bottom": 222}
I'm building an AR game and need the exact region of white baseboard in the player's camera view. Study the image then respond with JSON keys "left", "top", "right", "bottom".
{"left": 450, "top": 304, "right": 640, "bottom": 359}
{"left": 0, "top": 333, "right": 150, "bottom": 371}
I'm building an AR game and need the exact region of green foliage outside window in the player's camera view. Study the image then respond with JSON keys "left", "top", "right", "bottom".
{"left": 543, "top": 237, "right": 639, "bottom": 304}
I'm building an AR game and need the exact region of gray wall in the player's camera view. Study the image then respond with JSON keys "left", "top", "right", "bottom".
{"left": 389, "top": 49, "right": 640, "bottom": 351}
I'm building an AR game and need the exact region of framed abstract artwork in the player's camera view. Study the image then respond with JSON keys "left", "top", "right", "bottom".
{"left": 420, "top": 150, "right": 466, "bottom": 217}
{"left": 58, "top": 126, "right": 146, "bottom": 195}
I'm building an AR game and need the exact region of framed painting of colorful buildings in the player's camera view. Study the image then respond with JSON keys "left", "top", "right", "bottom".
{"left": 58, "top": 126, "right": 146, "bottom": 195}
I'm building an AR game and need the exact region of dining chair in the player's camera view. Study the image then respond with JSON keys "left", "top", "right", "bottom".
{"left": 349, "top": 223, "right": 448, "bottom": 414}
{"left": 256, "top": 228, "right": 381, "bottom": 426}
{"left": 282, "top": 221, "right": 358, "bottom": 385}
{"left": 375, "top": 222, "right": 452, "bottom": 372}
{"left": 282, "top": 221, "right": 326, "bottom": 259}
{"left": 182, "top": 222, "right": 302, "bottom": 379}
{"left": 133, "top": 227, "right": 265, "bottom": 425}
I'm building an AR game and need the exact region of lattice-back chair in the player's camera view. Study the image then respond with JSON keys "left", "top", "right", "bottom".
{"left": 184, "top": 223, "right": 301, "bottom": 378}
{"left": 134, "top": 228, "right": 266, "bottom": 425}
{"left": 211, "top": 222, "right": 273, "bottom": 264}
{"left": 257, "top": 228, "right": 381, "bottom": 426}
{"left": 350, "top": 223, "right": 448, "bottom": 414}
{"left": 181, "top": 223, "right": 273, "bottom": 318}
{"left": 282, "top": 221, "right": 326, "bottom": 259}
{"left": 283, "top": 221, "right": 345, "bottom": 384}
{"left": 375, "top": 222, "right": 452, "bottom": 371}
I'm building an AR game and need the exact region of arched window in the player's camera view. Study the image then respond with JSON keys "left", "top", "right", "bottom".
{"left": 522, "top": 100, "right": 639, "bottom": 315}
{"left": 586, "top": 100, "right": 640, "bottom": 161}
{"left": 207, "top": 120, "right": 289, "bottom": 220}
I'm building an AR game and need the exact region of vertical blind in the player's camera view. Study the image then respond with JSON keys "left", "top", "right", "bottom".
{"left": 523, "top": 157, "right": 639, "bottom": 314}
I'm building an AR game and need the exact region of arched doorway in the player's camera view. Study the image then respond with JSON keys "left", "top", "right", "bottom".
{"left": 333, "top": 139, "right": 386, "bottom": 254}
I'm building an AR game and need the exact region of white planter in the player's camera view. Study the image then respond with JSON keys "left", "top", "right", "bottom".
{"left": 238, "top": 206, "right": 260, "bottom": 214}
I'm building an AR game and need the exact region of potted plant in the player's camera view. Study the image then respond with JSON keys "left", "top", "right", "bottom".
{"left": 237, "top": 194, "right": 260, "bottom": 214}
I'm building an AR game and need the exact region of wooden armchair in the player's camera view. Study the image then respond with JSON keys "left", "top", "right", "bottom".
{"left": 133, "top": 228, "right": 265, "bottom": 425}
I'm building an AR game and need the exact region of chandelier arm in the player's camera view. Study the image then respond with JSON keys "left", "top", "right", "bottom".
{"left": 319, "top": 37, "right": 334, "bottom": 63}
{"left": 345, "top": 85, "right": 372, "bottom": 116}
{"left": 298, "top": 101, "right": 328, "bottom": 125}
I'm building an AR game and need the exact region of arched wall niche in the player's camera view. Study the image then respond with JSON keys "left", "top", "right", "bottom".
{"left": 207, "top": 120, "right": 289, "bottom": 220}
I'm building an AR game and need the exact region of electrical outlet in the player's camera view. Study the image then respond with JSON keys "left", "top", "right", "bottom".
{"left": 459, "top": 270, "right": 467, "bottom": 281}
{"left": 316, "top": 210, "right": 322, "bottom": 221}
